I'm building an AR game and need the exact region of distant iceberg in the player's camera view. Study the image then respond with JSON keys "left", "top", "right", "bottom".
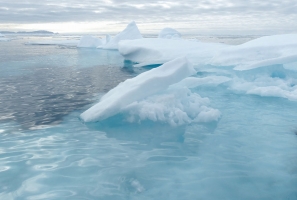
{"left": 158, "top": 28, "right": 181, "bottom": 39}
{"left": 80, "top": 57, "right": 197, "bottom": 122}
{"left": 77, "top": 35, "right": 102, "bottom": 48}
{"left": 102, "top": 21, "right": 143, "bottom": 50}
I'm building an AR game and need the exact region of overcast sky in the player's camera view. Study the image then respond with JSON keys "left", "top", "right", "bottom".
{"left": 0, "top": 0, "right": 296, "bottom": 35}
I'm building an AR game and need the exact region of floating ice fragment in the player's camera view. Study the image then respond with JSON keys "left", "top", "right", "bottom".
{"left": 80, "top": 57, "right": 195, "bottom": 122}
{"left": 102, "top": 21, "right": 142, "bottom": 50}
{"left": 77, "top": 35, "right": 102, "bottom": 48}
{"left": 158, "top": 28, "right": 181, "bottom": 39}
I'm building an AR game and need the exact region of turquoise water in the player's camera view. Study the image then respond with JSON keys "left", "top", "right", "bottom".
{"left": 1, "top": 37, "right": 297, "bottom": 200}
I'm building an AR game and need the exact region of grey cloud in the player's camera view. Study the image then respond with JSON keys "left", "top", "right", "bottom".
{"left": 0, "top": 0, "right": 296, "bottom": 23}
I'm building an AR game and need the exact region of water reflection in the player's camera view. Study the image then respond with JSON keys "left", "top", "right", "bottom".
{"left": 0, "top": 64, "right": 134, "bottom": 129}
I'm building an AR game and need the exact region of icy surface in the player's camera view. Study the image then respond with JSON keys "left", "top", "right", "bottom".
{"left": 77, "top": 35, "right": 102, "bottom": 48}
{"left": 80, "top": 57, "right": 196, "bottom": 122}
{"left": 102, "top": 21, "right": 143, "bottom": 50}
{"left": 158, "top": 27, "right": 181, "bottom": 39}
{"left": 0, "top": 33, "right": 4, "bottom": 37}
{"left": 119, "top": 38, "right": 226, "bottom": 67}
{"left": 211, "top": 34, "right": 297, "bottom": 70}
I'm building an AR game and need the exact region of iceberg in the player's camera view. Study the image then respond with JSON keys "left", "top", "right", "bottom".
{"left": 102, "top": 21, "right": 142, "bottom": 50}
{"left": 80, "top": 57, "right": 196, "bottom": 122}
{"left": 211, "top": 34, "right": 297, "bottom": 70}
{"left": 77, "top": 35, "right": 102, "bottom": 48}
{"left": 158, "top": 28, "right": 181, "bottom": 39}
{"left": 118, "top": 38, "right": 226, "bottom": 67}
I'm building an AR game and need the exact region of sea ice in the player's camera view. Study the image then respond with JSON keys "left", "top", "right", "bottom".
{"left": 211, "top": 34, "right": 297, "bottom": 70}
{"left": 80, "top": 57, "right": 196, "bottom": 122}
{"left": 77, "top": 35, "right": 102, "bottom": 48}
{"left": 118, "top": 38, "right": 226, "bottom": 67}
{"left": 124, "top": 87, "right": 221, "bottom": 126}
{"left": 102, "top": 21, "right": 143, "bottom": 50}
{"left": 158, "top": 28, "right": 181, "bottom": 39}
{"left": 0, "top": 33, "right": 4, "bottom": 37}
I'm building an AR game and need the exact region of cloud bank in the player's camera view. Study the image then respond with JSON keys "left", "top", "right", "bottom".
{"left": 0, "top": 0, "right": 296, "bottom": 34}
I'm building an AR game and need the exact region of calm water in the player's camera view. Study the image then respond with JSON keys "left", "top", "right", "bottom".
{"left": 1, "top": 37, "right": 297, "bottom": 200}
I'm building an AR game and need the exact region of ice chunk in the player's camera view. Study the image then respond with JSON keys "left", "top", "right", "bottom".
{"left": 158, "top": 28, "right": 181, "bottom": 39}
{"left": 77, "top": 35, "right": 102, "bottom": 48}
{"left": 124, "top": 87, "right": 221, "bottom": 126}
{"left": 102, "top": 21, "right": 142, "bottom": 50}
{"left": 211, "top": 34, "right": 297, "bottom": 70}
{"left": 119, "top": 38, "right": 226, "bottom": 67}
{"left": 80, "top": 57, "right": 196, "bottom": 122}
{"left": 230, "top": 75, "right": 297, "bottom": 101}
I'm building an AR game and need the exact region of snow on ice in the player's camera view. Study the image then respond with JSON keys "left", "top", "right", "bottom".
{"left": 80, "top": 57, "right": 200, "bottom": 122}
{"left": 101, "top": 21, "right": 143, "bottom": 50}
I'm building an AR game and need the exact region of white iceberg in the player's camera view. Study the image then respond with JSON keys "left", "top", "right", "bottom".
{"left": 118, "top": 38, "right": 226, "bottom": 67}
{"left": 211, "top": 34, "right": 297, "bottom": 70}
{"left": 102, "top": 21, "right": 143, "bottom": 50}
{"left": 77, "top": 35, "right": 102, "bottom": 48}
{"left": 80, "top": 57, "right": 196, "bottom": 122}
{"left": 158, "top": 28, "right": 181, "bottom": 39}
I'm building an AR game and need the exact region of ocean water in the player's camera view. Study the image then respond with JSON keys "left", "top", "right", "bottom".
{"left": 1, "top": 37, "right": 297, "bottom": 200}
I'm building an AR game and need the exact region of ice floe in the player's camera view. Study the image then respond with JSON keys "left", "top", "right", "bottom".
{"left": 158, "top": 28, "right": 181, "bottom": 39}
{"left": 77, "top": 35, "right": 102, "bottom": 48}
{"left": 211, "top": 34, "right": 297, "bottom": 70}
{"left": 102, "top": 21, "right": 143, "bottom": 50}
{"left": 119, "top": 38, "right": 226, "bottom": 67}
{"left": 80, "top": 57, "right": 197, "bottom": 122}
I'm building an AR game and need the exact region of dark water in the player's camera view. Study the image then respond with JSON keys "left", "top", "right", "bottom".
{"left": 0, "top": 38, "right": 136, "bottom": 129}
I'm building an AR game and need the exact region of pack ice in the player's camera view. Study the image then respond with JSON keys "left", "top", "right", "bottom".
{"left": 81, "top": 57, "right": 203, "bottom": 122}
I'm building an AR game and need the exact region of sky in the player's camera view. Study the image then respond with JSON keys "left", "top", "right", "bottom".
{"left": 0, "top": 0, "right": 297, "bottom": 35}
